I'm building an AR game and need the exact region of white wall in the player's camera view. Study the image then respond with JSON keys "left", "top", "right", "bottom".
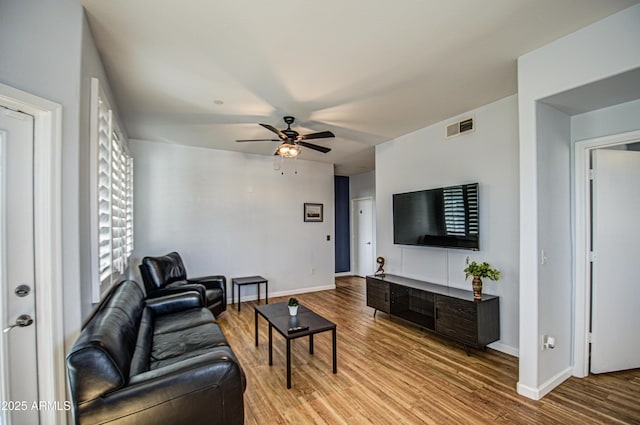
{"left": 536, "top": 103, "right": 573, "bottom": 386}
{"left": 0, "top": 0, "right": 86, "bottom": 351}
{"left": 350, "top": 171, "right": 375, "bottom": 199}
{"left": 375, "top": 95, "right": 520, "bottom": 355}
{"left": 517, "top": 4, "right": 640, "bottom": 399}
{"left": 130, "top": 140, "right": 336, "bottom": 300}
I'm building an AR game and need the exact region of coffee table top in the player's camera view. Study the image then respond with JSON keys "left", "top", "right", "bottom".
{"left": 255, "top": 302, "right": 335, "bottom": 338}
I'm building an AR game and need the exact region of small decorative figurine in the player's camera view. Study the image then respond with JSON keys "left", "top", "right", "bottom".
{"left": 375, "top": 256, "right": 385, "bottom": 276}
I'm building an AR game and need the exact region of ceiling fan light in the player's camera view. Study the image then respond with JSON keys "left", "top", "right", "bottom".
{"left": 278, "top": 143, "right": 300, "bottom": 158}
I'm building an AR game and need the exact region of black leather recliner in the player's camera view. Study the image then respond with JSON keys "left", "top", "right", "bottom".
{"left": 139, "top": 252, "right": 227, "bottom": 316}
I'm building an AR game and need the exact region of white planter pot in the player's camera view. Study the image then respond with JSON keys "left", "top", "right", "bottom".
{"left": 288, "top": 305, "right": 298, "bottom": 316}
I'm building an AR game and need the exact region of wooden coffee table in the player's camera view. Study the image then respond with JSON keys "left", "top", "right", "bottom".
{"left": 255, "top": 302, "right": 337, "bottom": 389}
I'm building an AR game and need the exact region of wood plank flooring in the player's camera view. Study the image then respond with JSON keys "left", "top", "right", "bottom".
{"left": 217, "top": 276, "right": 640, "bottom": 424}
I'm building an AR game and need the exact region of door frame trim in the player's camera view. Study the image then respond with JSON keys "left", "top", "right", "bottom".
{"left": 351, "top": 196, "right": 374, "bottom": 277}
{"left": 0, "top": 83, "right": 64, "bottom": 424}
{"left": 573, "top": 129, "right": 640, "bottom": 378}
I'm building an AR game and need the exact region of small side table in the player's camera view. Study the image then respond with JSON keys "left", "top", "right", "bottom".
{"left": 231, "top": 275, "right": 268, "bottom": 312}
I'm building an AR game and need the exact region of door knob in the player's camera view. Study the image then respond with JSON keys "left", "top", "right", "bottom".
{"left": 3, "top": 315, "right": 34, "bottom": 333}
{"left": 365, "top": 242, "right": 372, "bottom": 245}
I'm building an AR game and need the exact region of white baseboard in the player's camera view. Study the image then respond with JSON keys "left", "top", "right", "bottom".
{"left": 517, "top": 366, "right": 573, "bottom": 400}
{"left": 226, "top": 284, "right": 336, "bottom": 305}
{"left": 335, "top": 272, "right": 353, "bottom": 277}
{"left": 516, "top": 382, "right": 540, "bottom": 400}
{"left": 488, "top": 341, "right": 519, "bottom": 357}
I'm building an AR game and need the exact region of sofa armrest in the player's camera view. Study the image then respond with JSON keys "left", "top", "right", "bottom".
{"left": 146, "top": 283, "right": 206, "bottom": 306}
{"left": 187, "top": 275, "right": 226, "bottom": 293}
{"left": 73, "top": 347, "right": 245, "bottom": 425}
{"left": 145, "top": 291, "right": 204, "bottom": 316}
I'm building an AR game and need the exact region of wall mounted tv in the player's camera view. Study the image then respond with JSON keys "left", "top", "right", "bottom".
{"left": 393, "top": 183, "right": 479, "bottom": 250}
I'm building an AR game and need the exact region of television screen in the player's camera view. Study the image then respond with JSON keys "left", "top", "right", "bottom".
{"left": 393, "top": 183, "right": 479, "bottom": 250}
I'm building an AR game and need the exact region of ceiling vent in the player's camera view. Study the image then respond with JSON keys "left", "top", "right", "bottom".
{"left": 445, "top": 117, "right": 474, "bottom": 139}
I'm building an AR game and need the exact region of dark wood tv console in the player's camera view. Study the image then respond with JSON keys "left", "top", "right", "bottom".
{"left": 366, "top": 274, "right": 500, "bottom": 354}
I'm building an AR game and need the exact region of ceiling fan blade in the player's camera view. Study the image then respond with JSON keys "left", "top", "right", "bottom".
{"left": 235, "top": 139, "right": 281, "bottom": 142}
{"left": 260, "top": 123, "right": 287, "bottom": 139}
{"left": 299, "top": 130, "right": 335, "bottom": 140}
{"left": 298, "top": 141, "right": 332, "bottom": 154}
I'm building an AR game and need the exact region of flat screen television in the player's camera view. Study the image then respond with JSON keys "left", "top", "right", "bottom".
{"left": 393, "top": 183, "right": 479, "bottom": 250}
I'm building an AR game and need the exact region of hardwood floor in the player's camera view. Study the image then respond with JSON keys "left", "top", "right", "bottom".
{"left": 217, "top": 276, "right": 640, "bottom": 424}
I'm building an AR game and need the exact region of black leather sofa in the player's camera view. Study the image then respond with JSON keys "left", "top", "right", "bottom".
{"left": 66, "top": 280, "right": 246, "bottom": 425}
{"left": 139, "top": 251, "right": 227, "bottom": 316}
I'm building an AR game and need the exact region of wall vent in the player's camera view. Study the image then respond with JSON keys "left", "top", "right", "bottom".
{"left": 445, "top": 117, "right": 474, "bottom": 139}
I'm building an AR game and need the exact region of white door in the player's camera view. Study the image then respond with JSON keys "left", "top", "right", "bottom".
{"left": 590, "top": 148, "right": 640, "bottom": 374}
{"left": 0, "top": 106, "right": 39, "bottom": 424}
{"left": 353, "top": 198, "right": 374, "bottom": 277}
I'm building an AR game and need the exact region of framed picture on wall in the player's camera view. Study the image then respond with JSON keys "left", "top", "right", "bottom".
{"left": 304, "top": 203, "right": 323, "bottom": 222}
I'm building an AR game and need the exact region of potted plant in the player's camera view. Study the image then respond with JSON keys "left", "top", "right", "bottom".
{"left": 464, "top": 257, "right": 500, "bottom": 300}
{"left": 288, "top": 297, "right": 299, "bottom": 316}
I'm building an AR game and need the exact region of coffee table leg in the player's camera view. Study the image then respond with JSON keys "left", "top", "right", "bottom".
{"left": 266, "top": 281, "right": 268, "bottom": 304}
{"left": 309, "top": 334, "right": 314, "bottom": 355}
{"left": 254, "top": 310, "right": 259, "bottom": 346}
{"left": 332, "top": 328, "right": 337, "bottom": 374}
{"left": 237, "top": 285, "right": 241, "bottom": 312}
{"left": 268, "top": 324, "right": 273, "bottom": 365}
{"left": 286, "top": 339, "right": 291, "bottom": 389}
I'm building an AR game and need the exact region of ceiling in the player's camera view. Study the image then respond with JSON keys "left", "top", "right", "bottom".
{"left": 80, "top": 0, "right": 639, "bottom": 175}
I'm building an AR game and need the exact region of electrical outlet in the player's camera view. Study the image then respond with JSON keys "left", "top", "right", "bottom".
{"left": 542, "top": 335, "right": 556, "bottom": 350}
{"left": 311, "top": 268, "right": 316, "bottom": 275}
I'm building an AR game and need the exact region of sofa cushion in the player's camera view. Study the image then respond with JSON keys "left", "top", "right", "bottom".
{"left": 151, "top": 322, "right": 229, "bottom": 362}
{"left": 149, "top": 345, "right": 240, "bottom": 371}
{"left": 153, "top": 308, "right": 215, "bottom": 334}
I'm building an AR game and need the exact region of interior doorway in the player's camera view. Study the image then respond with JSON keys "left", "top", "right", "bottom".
{"left": 574, "top": 129, "right": 640, "bottom": 377}
{"left": 352, "top": 197, "right": 374, "bottom": 277}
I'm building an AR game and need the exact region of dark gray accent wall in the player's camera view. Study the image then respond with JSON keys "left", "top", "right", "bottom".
{"left": 334, "top": 176, "right": 350, "bottom": 273}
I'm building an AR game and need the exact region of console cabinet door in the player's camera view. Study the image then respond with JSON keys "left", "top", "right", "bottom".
{"left": 435, "top": 295, "right": 477, "bottom": 346}
{"left": 366, "top": 277, "right": 390, "bottom": 313}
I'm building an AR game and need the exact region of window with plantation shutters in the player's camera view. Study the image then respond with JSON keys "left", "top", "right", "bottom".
{"left": 90, "top": 78, "right": 134, "bottom": 302}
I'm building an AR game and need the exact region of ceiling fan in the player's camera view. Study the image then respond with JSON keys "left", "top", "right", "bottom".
{"left": 236, "top": 116, "right": 334, "bottom": 157}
